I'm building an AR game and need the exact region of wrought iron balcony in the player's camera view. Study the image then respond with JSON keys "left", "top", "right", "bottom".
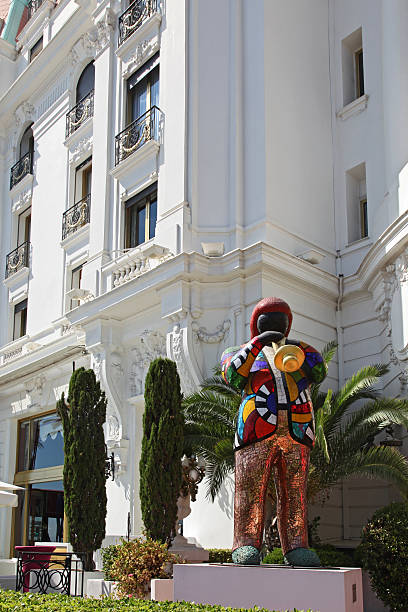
{"left": 27, "top": 0, "right": 44, "bottom": 20}
{"left": 62, "top": 194, "right": 90, "bottom": 240}
{"left": 10, "top": 152, "right": 33, "bottom": 190}
{"left": 115, "top": 106, "right": 161, "bottom": 166}
{"left": 118, "top": 0, "right": 158, "bottom": 46}
{"left": 66, "top": 90, "right": 94, "bottom": 138}
{"left": 5, "top": 242, "right": 30, "bottom": 278}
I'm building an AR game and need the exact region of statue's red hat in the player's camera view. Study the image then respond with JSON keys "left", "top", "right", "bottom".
{"left": 250, "top": 297, "right": 292, "bottom": 338}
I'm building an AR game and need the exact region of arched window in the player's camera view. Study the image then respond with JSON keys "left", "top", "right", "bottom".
{"left": 19, "top": 124, "right": 34, "bottom": 159}
{"left": 76, "top": 62, "right": 95, "bottom": 103}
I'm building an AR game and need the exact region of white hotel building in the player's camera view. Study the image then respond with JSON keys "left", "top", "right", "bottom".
{"left": 0, "top": 0, "right": 407, "bottom": 560}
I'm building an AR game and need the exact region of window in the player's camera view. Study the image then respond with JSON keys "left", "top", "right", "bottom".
{"left": 360, "top": 197, "right": 368, "bottom": 239}
{"left": 346, "top": 162, "right": 367, "bottom": 243}
{"left": 76, "top": 61, "right": 95, "bottom": 103}
{"left": 14, "top": 413, "right": 65, "bottom": 547}
{"left": 341, "top": 28, "right": 364, "bottom": 106}
{"left": 355, "top": 48, "right": 364, "bottom": 99}
{"left": 19, "top": 124, "right": 34, "bottom": 159}
{"left": 75, "top": 157, "right": 92, "bottom": 202}
{"left": 70, "top": 264, "right": 83, "bottom": 309}
{"left": 30, "top": 36, "right": 43, "bottom": 62}
{"left": 17, "top": 208, "right": 31, "bottom": 246}
{"left": 125, "top": 183, "right": 157, "bottom": 248}
{"left": 127, "top": 54, "right": 159, "bottom": 124}
{"left": 13, "top": 299, "right": 27, "bottom": 340}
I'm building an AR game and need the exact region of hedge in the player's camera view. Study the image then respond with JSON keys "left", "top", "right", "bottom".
{"left": 0, "top": 591, "right": 313, "bottom": 612}
{"left": 262, "top": 546, "right": 356, "bottom": 567}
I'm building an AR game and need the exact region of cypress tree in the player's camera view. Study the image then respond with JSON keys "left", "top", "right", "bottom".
{"left": 139, "top": 358, "right": 184, "bottom": 544}
{"left": 56, "top": 367, "right": 107, "bottom": 570}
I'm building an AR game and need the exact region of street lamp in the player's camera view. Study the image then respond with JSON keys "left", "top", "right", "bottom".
{"left": 181, "top": 455, "right": 205, "bottom": 502}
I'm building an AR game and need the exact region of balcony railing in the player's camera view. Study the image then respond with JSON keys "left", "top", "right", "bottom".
{"left": 5, "top": 242, "right": 30, "bottom": 279}
{"left": 10, "top": 152, "right": 33, "bottom": 190}
{"left": 27, "top": 0, "right": 44, "bottom": 20}
{"left": 115, "top": 106, "right": 161, "bottom": 166}
{"left": 118, "top": 0, "right": 158, "bottom": 46}
{"left": 62, "top": 194, "right": 91, "bottom": 240}
{"left": 65, "top": 90, "right": 94, "bottom": 138}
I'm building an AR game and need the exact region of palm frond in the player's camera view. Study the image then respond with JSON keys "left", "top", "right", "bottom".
{"left": 321, "top": 341, "right": 338, "bottom": 365}
{"left": 314, "top": 389, "right": 332, "bottom": 462}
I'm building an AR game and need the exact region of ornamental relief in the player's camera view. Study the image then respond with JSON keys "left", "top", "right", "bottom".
{"left": 377, "top": 248, "right": 408, "bottom": 393}
{"left": 122, "top": 39, "right": 159, "bottom": 78}
{"left": 128, "top": 330, "right": 166, "bottom": 397}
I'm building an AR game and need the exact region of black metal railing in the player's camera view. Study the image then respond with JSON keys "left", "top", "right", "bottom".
{"left": 27, "top": 0, "right": 44, "bottom": 20}
{"left": 115, "top": 106, "right": 161, "bottom": 166}
{"left": 62, "top": 194, "right": 91, "bottom": 240}
{"left": 5, "top": 242, "right": 30, "bottom": 279}
{"left": 10, "top": 152, "right": 33, "bottom": 190}
{"left": 65, "top": 90, "right": 94, "bottom": 138}
{"left": 118, "top": 0, "right": 158, "bottom": 46}
{"left": 16, "top": 551, "right": 84, "bottom": 596}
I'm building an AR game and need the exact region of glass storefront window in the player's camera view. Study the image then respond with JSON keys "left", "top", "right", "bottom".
{"left": 13, "top": 413, "right": 65, "bottom": 549}
{"left": 17, "top": 414, "right": 64, "bottom": 472}
{"left": 28, "top": 481, "right": 64, "bottom": 545}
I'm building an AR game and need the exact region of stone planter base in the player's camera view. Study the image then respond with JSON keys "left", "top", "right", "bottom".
{"left": 173, "top": 563, "right": 364, "bottom": 612}
{"left": 86, "top": 578, "right": 118, "bottom": 598}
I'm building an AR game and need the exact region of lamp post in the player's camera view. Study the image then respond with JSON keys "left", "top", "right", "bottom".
{"left": 181, "top": 455, "right": 205, "bottom": 502}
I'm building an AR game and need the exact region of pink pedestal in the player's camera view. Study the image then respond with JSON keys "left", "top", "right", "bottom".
{"left": 173, "top": 563, "right": 363, "bottom": 612}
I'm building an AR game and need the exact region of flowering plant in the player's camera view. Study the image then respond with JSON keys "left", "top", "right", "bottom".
{"left": 110, "top": 535, "right": 181, "bottom": 598}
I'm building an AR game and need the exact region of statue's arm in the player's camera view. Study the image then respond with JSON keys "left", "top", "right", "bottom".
{"left": 220, "top": 337, "right": 264, "bottom": 391}
{"left": 286, "top": 339, "right": 327, "bottom": 384}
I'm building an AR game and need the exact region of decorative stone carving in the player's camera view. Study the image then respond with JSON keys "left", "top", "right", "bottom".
{"left": 129, "top": 330, "right": 166, "bottom": 396}
{"left": 14, "top": 102, "right": 35, "bottom": 128}
{"left": 25, "top": 375, "right": 46, "bottom": 408}
{"left": 107, "top": 415, "right": 120, "bottom": 441}
{"left": 122, "top": 39, "right": 159, "bottom": 78}
{"left": 89, "top": 346, "right": 128, "bottom": 472}
{"left": 192, "top": 319, "right": 231, "bottom": 344}
{"left": 69, "top": 136, "right": 93, "bottom": 165}
{"left": 12, "top": 189, "right": 32, "bottom": 214}
{"left": 377, "top": 250, "right": 408, "bottom": 395}
{"left": 167, "top": 322, "right": 197, "bottom": 396}
{"left": 89, "top": 9, "right": 115, "bottom": 56}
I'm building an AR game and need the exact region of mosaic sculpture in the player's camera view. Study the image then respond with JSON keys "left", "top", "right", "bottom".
{"left": 221, "top": 297, "right": 327, "bottom": 566}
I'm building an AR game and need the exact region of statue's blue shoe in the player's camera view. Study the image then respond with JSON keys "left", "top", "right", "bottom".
{"left": 232, "top": 545, "right": 260, "bottom": 565}
{"left": 284, "top": 547, "right": 321, "bottom": 567}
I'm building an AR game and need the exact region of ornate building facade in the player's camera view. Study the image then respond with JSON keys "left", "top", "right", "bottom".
{"left": 0, "top": 0, "right": 406, "bottom": 558}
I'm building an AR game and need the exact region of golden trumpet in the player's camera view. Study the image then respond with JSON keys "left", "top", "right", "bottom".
{"left": 274, "top": 344, "right": 305, "bottom": 373}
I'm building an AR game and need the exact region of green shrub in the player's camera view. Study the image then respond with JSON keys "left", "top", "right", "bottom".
{"left": 0, "top": 591, "right": 313, "bottom": 611}
{"left": 208, "top": 549, "right": 232, "bottom": 563}
{"left": 262, "top": 545, "right": 356, "bottom": 567}
{"left": 140, "top": 359, "right": 184, "bottom": 544}
{"left": 357, "top": 502, "right": 408, "bottom": 611}
{"left": 100, "top": 544, "right": 119, "bottom": 581}
{"left": 109, "top": 536, "right": 180, "bottom": 598}
{"left": 262, "top": 548, "right": 284, "bottom": 564}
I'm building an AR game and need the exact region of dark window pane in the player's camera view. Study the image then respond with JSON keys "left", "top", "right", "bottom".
{"left": 18, "top": 422, "right": 30, "bottom": 471}
{"left": 30, "top": 37, "right": 43, "bottom": 62}
{"left": 149, "top": 198, "right": 157, "bottom": 240}
{"left": 13, "top": 299, "right": 27, "bottom": 341}
{"left": 137, "top": 205, "right": 146, "bottom": 246}
{"left": 29, "top": 415, "right": 64, "bottom": 470}
{"left": 20, "top": 125, "right": 34, "bottom": 158}
{"left": 76, "top": 62, "right": 95, "bottom": 103}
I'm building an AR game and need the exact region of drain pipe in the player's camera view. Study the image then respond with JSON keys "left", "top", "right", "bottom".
{"left": 1, "top": 0, "right": 28, "bottom": 44}
{"left": 335, "top": 250, "right": 344, "bottom": 387}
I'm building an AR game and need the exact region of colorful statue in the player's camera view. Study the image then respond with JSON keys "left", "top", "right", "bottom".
{"left": 221, "top": 297, "right": 327, "bottom": 566}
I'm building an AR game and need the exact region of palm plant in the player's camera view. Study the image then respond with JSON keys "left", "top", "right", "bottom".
{"left": 182, "top": 343, "right": 408, "bottom": 502}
